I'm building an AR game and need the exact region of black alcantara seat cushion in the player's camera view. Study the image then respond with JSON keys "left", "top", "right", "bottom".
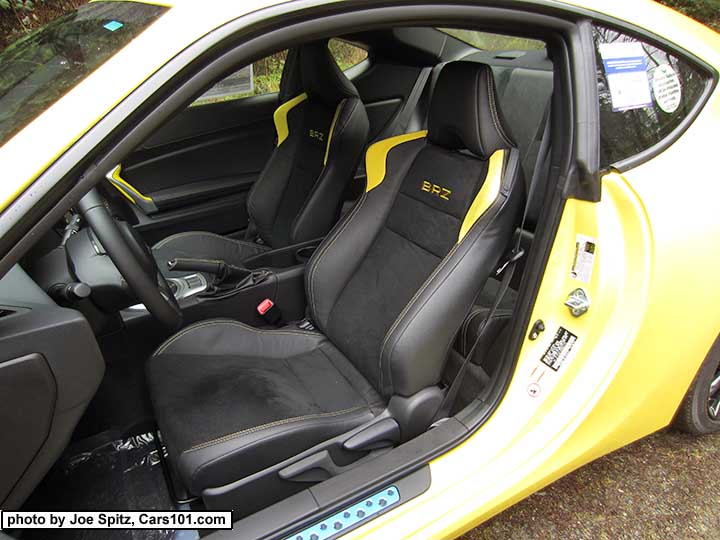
{"left": 147, "top": 319, "right": 383, "bottom": 494}
{"left": 147, "top": 61, "right": 524, "bottom": 500}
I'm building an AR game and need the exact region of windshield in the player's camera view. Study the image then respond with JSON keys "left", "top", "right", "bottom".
{"left": 0, "top": 1, "right": 167, "bottom": 147}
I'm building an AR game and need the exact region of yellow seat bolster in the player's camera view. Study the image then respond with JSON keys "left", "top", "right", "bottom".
{"left": 274, "top": 92, "right": 308, "bottom": 147}
{"left": 107, "top": 165, "right": 153, "bottom": 203}
{"left": 365, "top": 130, "right": 428, "bottom": 192}
{"left": 457, "top": 149, "right": 505, "bottom": 243}
{"left": 323, "top": 99, "right": 345, "bottom": 165}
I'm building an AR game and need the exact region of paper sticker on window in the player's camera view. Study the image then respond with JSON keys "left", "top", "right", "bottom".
{"left": 571, "top": 234, "right": 596, "bottom": 284}
{"left": 599, "top": 42, "right": 652, "bottom": 112}
{"left": 652, "top": 64, "right": 682, "bottom": 114}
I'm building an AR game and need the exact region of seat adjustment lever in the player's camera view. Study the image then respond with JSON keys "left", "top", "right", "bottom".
{"left": 342, "top": 418, "right": 400, "bottom": 451}
{"left": 278, "top": 450, "right": 341, "bottom": 483}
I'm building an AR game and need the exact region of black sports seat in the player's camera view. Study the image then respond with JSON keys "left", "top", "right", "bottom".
{"left": 152, "top": 42, "right": 369, "bottom": 275}
{"left": 147, "top": 61, "right": 524, "bottom": 509}
{"left": 447, "top": 63, "right": 555, "bottom": 407}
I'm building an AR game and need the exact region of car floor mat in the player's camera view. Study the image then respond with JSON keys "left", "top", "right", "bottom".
{"left": 19, "top": 432, "right": 199, "bottom": 540}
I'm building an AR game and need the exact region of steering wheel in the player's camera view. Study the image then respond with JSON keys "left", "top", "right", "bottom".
{"left": 77, "top": 188, "right": 182, "bottom": 331}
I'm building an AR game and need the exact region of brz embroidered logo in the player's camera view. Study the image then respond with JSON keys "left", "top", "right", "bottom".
{"left": 421, "top": 180, "right": 452, "bottom": 201}
{"left": 309, "top": 129, "right": 325, "bottom": 141}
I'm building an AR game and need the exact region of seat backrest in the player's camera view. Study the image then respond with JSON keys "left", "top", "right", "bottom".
{"left": 247, "top": 42, "right": 369, "bottom": 248}
{"left": 306, "top": 61, "right": 524, "bottom": 399}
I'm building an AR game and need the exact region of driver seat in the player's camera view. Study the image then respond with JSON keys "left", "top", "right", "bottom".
{"left": 147, "top": 61, "right": 524, "bottom": 512}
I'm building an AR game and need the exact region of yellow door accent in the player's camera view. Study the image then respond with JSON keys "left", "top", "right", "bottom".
{"left": 457, "top": 149, "right": 505, "bottom": 242}
{"left": 323, "top": 99, "right": 345, "bottom": 165}
{"left": 106, "top": 165, "right": 153, "bottom": 203}
{"left": 365, "top": 130, "right": 428, "bottom": 192}
{"left": 273, "top": 92, "right": 308, "bottom": 146}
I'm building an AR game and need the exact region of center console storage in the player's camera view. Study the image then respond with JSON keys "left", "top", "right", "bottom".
{"left": 243, "top": 238, "right": 322, "bottom": 271}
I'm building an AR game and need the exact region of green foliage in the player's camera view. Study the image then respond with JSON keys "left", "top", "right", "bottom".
{"left": 657, "top": 0, "right": 720, "bottom": 31}
{"left": 193, "top": 41, "right": 367, "bottom": 106}
{"left": 328, "top": 39, "right": 368, "bottom": 70}
{"left": 0, "top": 0, "right": 34, "bottom": 11}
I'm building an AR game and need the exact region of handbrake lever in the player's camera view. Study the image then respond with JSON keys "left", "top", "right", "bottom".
{"left": 167, "top": 257, "right": 248, "bottom": 282}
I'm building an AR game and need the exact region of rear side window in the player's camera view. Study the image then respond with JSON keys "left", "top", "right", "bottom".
{"left": 438, "top": 28, "right": 545, "bottom": 51}
{"left": 593, "top": 25, "right": 712, "bottom": 167}
{"left": 328, "top": 39, "right": 368, "bottom": 70}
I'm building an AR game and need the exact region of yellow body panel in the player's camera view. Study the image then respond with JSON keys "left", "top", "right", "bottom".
{"left": 0, "top": 0, "right": 719, "bottom": 538}
{"left": 344, "top": 51, "right": 720, "bottom": 540}
{"left": 0, "top": 0, "right": 718, "bottom": 212}
{"left": 0, "top": 0, "right": 291, "bottom": 212}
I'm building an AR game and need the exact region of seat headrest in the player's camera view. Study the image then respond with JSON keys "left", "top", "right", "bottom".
{"left": 278, "top": 47, "right": 302, "bottom": 104}
{"left": 428, "top": 62, "right": 515, "bottom": 159}
{"left": 299, "top": 41, "right": 360, "bottom": 106}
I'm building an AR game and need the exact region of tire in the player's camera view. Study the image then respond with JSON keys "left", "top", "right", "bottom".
{"left": 673, "top": 335, "right": 720, "bottom": 435}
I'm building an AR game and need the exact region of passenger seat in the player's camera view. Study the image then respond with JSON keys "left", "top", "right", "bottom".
{"left": 152, "top": 41, "right": 370, "bottom": 275}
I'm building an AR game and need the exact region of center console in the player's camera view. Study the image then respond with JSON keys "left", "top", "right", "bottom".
{"left": 121, "top": 238, "right": 322, "bottom": 329}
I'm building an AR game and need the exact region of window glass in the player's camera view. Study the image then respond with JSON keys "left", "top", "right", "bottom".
{"left": 193, "top": 50, "right": 288, "bottom": 106}
{"left": 0, "top": 1, "right": 167, "bottom": 146}
{"left": 328, "top": 39, "right": 368, "bottom": 70}
{"left": 194, "top": 40, "right": 368, "bottom": 106}
{"left": 438, "top": 28, "right": 545, "bottom": 51}
{"left": 593, "top": 25, "right": 711, "bottom": 166}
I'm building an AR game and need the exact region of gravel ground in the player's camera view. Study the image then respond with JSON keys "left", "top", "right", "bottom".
{"left": 462, "top": 429, "right": 720, "bottom": 540}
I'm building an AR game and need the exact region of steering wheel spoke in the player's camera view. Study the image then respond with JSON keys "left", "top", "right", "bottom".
{"left": 77, "top": 188, "right": 182, "bottom": 331}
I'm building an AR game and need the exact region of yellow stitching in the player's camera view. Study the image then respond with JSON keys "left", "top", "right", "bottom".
{"left": 378, "top": 179, "right": 510, "bottom": 390}
{"left": 153, "top": 319, "right": 320, "bottom": 356}
{"left": 308, "top": 192, "right": 368, "bottom": 321}
{"left": 185, "top": 406, "right": 364, "bottom": 452}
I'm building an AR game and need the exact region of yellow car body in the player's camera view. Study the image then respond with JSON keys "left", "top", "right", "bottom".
{"left": 1, "top": 1, "right": 719, "bottom": 539}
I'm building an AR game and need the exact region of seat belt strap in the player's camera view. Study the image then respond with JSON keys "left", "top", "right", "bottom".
{"left": 384, "top": 66, "right": 432, "bottom": 138}
{"left": 431, "top": 251, "right": 521, "bottom": 422}
{"left": 432, "top": 145, "right": 536, "bottom": 422}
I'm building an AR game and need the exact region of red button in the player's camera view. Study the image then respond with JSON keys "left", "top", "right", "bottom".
{"left": 257, "top": 298, "right": 274, "bottom": 315}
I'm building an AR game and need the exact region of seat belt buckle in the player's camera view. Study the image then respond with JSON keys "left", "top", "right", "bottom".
{"left": 495, "top": 248, "right": 525, "bottom": 277}
{"left": 257, "top": 298, "right": 282, "bottom": 324}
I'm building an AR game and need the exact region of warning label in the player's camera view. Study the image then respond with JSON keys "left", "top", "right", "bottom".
{"left": 540, "top": 327, "right": 577, "bottom": 372}
{"left": 571, "top": 235, "right": 596, "bottom": 284}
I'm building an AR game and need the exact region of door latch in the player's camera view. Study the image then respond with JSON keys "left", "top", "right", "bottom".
{"left": 528, "top": 319, "right": 546, "bottom": 341}
{"left": 565, "top": 288, "right": 590, "bottom": 317}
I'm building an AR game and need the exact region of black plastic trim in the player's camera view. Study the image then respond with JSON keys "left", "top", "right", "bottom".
{"left": 0, "top": 0, "right": 585, "bottom": 535}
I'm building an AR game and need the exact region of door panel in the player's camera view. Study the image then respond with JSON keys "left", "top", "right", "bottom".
{"left": 119, "top": 93, "right": 279, "bottom": 243}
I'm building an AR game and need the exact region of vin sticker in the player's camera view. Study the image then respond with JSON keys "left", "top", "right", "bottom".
{"left": 540, "top": 327, "right": 577, "bottom": 372}
{"left": 570, "top": 234, "right": 596, "bottom": 283}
